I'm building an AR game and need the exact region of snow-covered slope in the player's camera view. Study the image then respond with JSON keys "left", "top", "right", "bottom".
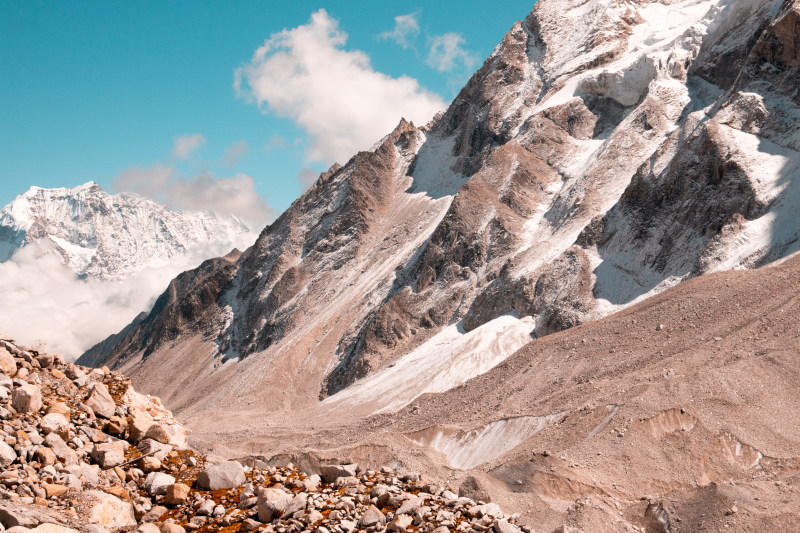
{"left": 83, "top": 0, "right": 800, "bottom": 425}
{"left": 0, "top": 181, "right": 252, "bottom": 280}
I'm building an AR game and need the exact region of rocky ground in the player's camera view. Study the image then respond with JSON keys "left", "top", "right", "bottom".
{"left": 0, "top": 336, "right": 526, "bottom": 533}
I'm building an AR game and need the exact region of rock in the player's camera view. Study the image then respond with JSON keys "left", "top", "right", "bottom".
{"left": 307, "top": 509, "right": 324, "bottom": 524}
{"left": 144, "top": 423, "right": 171, "bottom": 444}
{"left": 431, "top": 528, "right": 450, "bottom": 533}
{"left": 303, "top": 473, "right": 321, "bottom": 491}
{"left": 137, "top": 524, "right": 161, "bottom": 533}
{"left": 12, "top": 383, "right": 42, "bottom": 413}
{"left": 0, "top": 504, "right": 39, "bottom": 527}
{"left": 493, "top": 520, "right": 521, "bottom": 533}
{"left": 0, "top": 440, "right": 16, "bottom": 466}
{"left": 64, "top": 364, "right": 85, "bottom": 380}
{"left": 128, "top": 415, "right": 153, "bottom": 442}
{"left": 43, "top": 483, "right": 69, "bottom": 498}
{"left": 46, "top": 402, "right": 71, "bottom": 420}
{"left": 44, "top": 433, "right": 78, "bottom": 465}
{"left": 140, "top": 456, "right": 162, "bottom": 472}
{"left": 359, "top": 505, "right": 386, "bottom": 527}
{"left": 27, "top": 525, "right": 81, "bottom": 533}
{"left": 142, "top": 506, "right": 168, "bottom": 522}
{"left": 164, "top": 483, "right": 191, "bottom": 505}
{"left": 0, "top": 348, "right": 16, "bottom": 375}
{"left": 158, "top": 524, "right": 185, "bottom": 533}
{"left": 334, "top": 475, "right": 360, "bottom": 488}
{"left": 85, "top": 383, "right": 116, "bottom": 419}
{"left": 137, "top": 439, "right": 172, "bottom": 460}
{"left": 106, "top": 486, "right": 130, "bottom": 501}
{"left": 257, "top": 487, "right": 293, "bottom": 522}
{"left": 40, "top": 413, "right": 70, "bottom": 439}
{"left": 388, "top": 514, "right": 414, "bottom": 531}
{"left": 474, "top": 503, "right": 504, "bottom": 519}
{"left": 144, "top": 472, "right": 176, "bottom": 496}
{"left": 81, "top": 490, "right": 137, "bottom": 528}
{"left": 459, "top": 475, "right": 492, "bottom": 503}
{"left": 339, "top": 520, "right": 356, "bottom": 533}
{"left": 196, "top": 461, "right": 245, "bottom": 490}
{"left": 91, "top": 441, "right": 126, "bottom": 469}
{"left": 35, "top": 446, "right": 57, "bottom": 466}
{"left": 107, "top": 416, "right": 128, "bottom": 437}
{"left": 396, "top": 495, "right": 422, "bottom": 515}
{"left": 35, "top": 354, "right": 54, "bottom": 368}
{"left": 320, "top": 463, "right": 358, "bottom": 483}
{"left": 196, "top": 500, "right": 215, "bottom": 516}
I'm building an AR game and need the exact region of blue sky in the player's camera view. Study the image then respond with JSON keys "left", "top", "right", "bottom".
{"left": 1, "top": 1, "right": 534, "bottom": 227}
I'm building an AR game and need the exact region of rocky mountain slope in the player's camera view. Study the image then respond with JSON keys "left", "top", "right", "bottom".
{"left": 84, "top": 0, "right": 800, "bottom": 421}
{"left": 0, "top": 182, "right": 251, "bottom": 281}
{"left": 0, "top": 336, "right": 523, "bottom": 533}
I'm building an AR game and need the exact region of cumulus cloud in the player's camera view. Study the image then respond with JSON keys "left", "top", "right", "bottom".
{"left": 0, "top": 235, "right": 257, "bottom": 359}
{"left": 379, "top": 13, "right": 420, "bottom": 49}
{"left": 113, "top": 164, "right": 273, "bottom": 229}
{"left": 171, "top": 133, "right": 207, "bottom": 159}
{"left": 426, "top": 33, "right": 478, "bottom": 73}
{"left": 223, "top": 140, "right": 250, "bottom": 166}
{"left": 234, "top": 9, "right": 446, "bottom": 165}
{"left": 264, "top": 135, "right": 287, "bottom": 152}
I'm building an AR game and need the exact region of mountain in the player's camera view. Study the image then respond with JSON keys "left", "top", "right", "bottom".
{"left": 78, "top": 0, "right": 800, "bottom": 528}
{"left": 0, "top": 181, "right": 251, "bottom": 281}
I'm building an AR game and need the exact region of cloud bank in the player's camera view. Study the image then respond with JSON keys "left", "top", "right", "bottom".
{"left": 113, "top": 164, "right": 273, "bottom": 229}
{"left": 234, "top": 9, "right": 446, "bottom": 165}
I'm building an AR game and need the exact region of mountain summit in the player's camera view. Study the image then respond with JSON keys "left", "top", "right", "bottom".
{"left": 0, "top": 182, "right": 251, "bottom": 281}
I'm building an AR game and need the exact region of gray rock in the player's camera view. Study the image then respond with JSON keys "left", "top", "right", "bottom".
{"left": 35, "top": 354, "right": 54, "bottom": 369}
{"left": 196, "top": 461, "right": 245, "bottom": 490}
{"left": 0, "top": 440, "right": 16, "bottom": 466}
{"left": 84, "top": 383, "right": 116, "bottom": 419}
{"left": 396, "top": 495, "right": 421, "bottom": 515}
{"left": 256, "top": 487, "right": 293, "bottom": 522}
{"left": 387, "top": 514, "right": 413, "bottom": 532}
{"left": 12, "top": 383, "right": 42, "bottom": 413}
{"left": 459, "top": 475, "right": 492, "bottom": 503}
{"left": 358, "top": 505, "right": 386, "bottom": 527}
{"left": 196, "top": 500, "right": 215, "bottom": 516}
{"left": 320, "top": 463, "right": 358, "bottom": 483}
{"left": 493, "top": 519, "right": 521, "bottom": 533}
{"left": 44, "top": 433, "right": 78, "bottom": 465}
{"left": 91, "top": 441, "right": 125, "bottom": 469}
{"left": 143, "top": 471, "right": 175, "bottom": 496}
{"left": 137, "top": 438, "right": 172, "bottom": 460}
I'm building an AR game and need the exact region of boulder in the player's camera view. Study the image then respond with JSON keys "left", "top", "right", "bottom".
{"left": 196, "top": 461, "right": 245, "bottom": 490}
{"left": 320, "top": 463, "right": 358, "bottom": 483}
{"left": 85, "top": 383, "right": 116, "bottom": 419}
{"left": 43, "top": 483, "right": 69, "bottom": 498}
{"left": 128, "top": 415, "right": 153, "bottom": 442}
{"left": 493, "top": 519, "right": 521, "bottom": 533}
{"left": 387, "top": 514, "right": 413, "bottom": 532}
{"left": 459, "top": 475, "right": 492, "bottom": 503}
{"left": 137, "top": 438, "right": 172, "bottom": 460}
{"left": 396, "top": 495, "right": 421, "bottom": 515}
{"left": 137, "top": 524, "right": 161, "bottom": 533}
{"left": 358, "top": 505, "right": 386, "bottom": 527}
{"left": 143, "top": 423, "right": 170, "bottom": 444}
{"left": 0, "top": 348, "right": 16, "bottom": 375}
{"left": 257, "top": 487, "right": 293, "bottom": 522}
{"left": 144, "top": 472, "right": 176, "bottom": 496}
{"left": 473, "top": 503, "right": 504, "bottom": 519}
{"left": 35, "top": 445, "right": 57, "bottom": 466}
{"left": 44, "top": 433, "right": 78, "bottom": 465}
{"left": 40, "top": 413, "right": 70, "bottom": 440}
{"left": 35, "top": 353, "right": 54, "bottom": 369}
{"left": 164, "top": 483, "right": 191, "bottom": 505}
{"left": 80, "top": 490, "right": 137, "bottom": 528}
{"left": 46, "top": 402, "right": 71, "bottom": 420}
{"left": 158, "top": 524, "right": 185, "bottom": 533}
{"left": 12, "top": 383, "right": 42, "bottom": 413}
{"left": 91, "top": 441, "right": 126, "bottom": 469}
{"left": 0, "top": 441, "right": 16, "bottom": 466}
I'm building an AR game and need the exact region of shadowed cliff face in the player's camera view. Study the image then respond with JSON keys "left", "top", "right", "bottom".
{"left": 83, "top": 0, "right": 800, "bottom": 419}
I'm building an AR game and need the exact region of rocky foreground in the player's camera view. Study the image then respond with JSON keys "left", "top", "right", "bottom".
{"left": 0, "top": 336, "right": 529, "bottom": 533}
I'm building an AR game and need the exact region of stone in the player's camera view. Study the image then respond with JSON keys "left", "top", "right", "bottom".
{"left": 303, "top": 473, "right": 321, "bottom": 491}
{"left": 387, "top": 514, "right": 414, "bottom": 532}
{"left": 137, "top": 524, "right": 161, "bottom": 533}
{"left": 80, "top": 490, "right": 137, "bottom": 528}
{"left": 12, "top": 383, "right": 42, "bottom": 413}
{"left": 320, "top": 463, "right": 358, "bottom": 483}
{"left": 0, "top": 440, "right": 16, "bottom": 466}
{"left": 106, "top": 486, "right": 130, "bottom": 501}
{"left": 144, "top": 472, "right": 176, "bottom": 496}
{"left": 128, "top": 416, "right": 154, "bottom": 442}
{"left": 164, "top": 483, "right": 191, "bottom": 505}
{"left": 137, "top": 438, "right": 172, "bottom": 460}
{"left": 158, "top": 524, "right": 185, "bottom": 533}
{"left": 43, "top": 483, "right": 70, "bottom": 498}
{"left": 0, "top": 348, "right": 16, "bottom": 375}
{"left": 358, "top": 505, "right": 386, "bottom": 527}
{"left": 196, "top": 500, "right": 215, "bottom": 516}
{"left": 474, "top": 503, "right": 504, "bottom": 519}
{"left": 257, "top": 487, "right": 293, "bottom": 522}
{"left": 339, "top": 520, "right": 356, "bottom": 533}
{"left": 28, "top": 525, "right": 81, "bottom": 533}
{"left": 107, "top": 415, "right": 128, "bottom": 437}
{"left": 459, "top": 475, "right": 492, "bottom": 503}
{"left": 40, "top": 413, "right": 70, "bottom": 440}
{"left": 85, "top": 383, "right": 116, "bottom": 419}
{"left": 35, "top": 354, "right": 54, "bottom": 369}
{"left": 46, "top": 402, "right": 71, "bottom": 420}
{"left": 144, "top": 423, "right": 171, "bottom": 444}
{"left": 91, "top": 441, "right": 126, "bottom": 469}
{"left": 64, "top": 364, "right": 85, "bottom": 380}
{"left": 35, "top": 445, "right": 57, "bottom": 466}
{"left": 44, "top": 433, "right": 78, "bottom": 465}
{"left": 142, "top": 506, "right": 168, "bottom": 522}
{"left": 493, "top": 519, "right": 521, "bottom": 533}
{"left": 396, "top": 495, "right": 422, "bottom": 515}
{"left": 140, "top": 456, "right": 162, "bottom": 472}
{"left": 196, "top": 461, "right": 245, "bottom": 490}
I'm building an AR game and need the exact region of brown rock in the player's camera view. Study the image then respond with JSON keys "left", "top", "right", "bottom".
{"left": 106, "top": 486, "right": 131, "bottom": 501}
{"left": 35, "top": 446, "right": 57, "bottom": 466}
{"left": 459, "top": 475, "right": 492, "bottom": 503}
{"left": 164, "top": 483, "right": 191, "bottom": 505}
{"left": 140, "top": 456, "right": 162, "bottom": 472}
{"left": 0, "top": 348, "right": 16, "bottom": 375}
{"left": 107, "top": 415, "right": 128, "bottom": 437}
{"left": 91, "top": 441, "right": 126, "bottom": 469}
{"left": 43, "top": 483, "right": 69, "bottom": 498}
{"left": 128, "top": 415, "right": 153, "bottom": 442}
{"left": 84, "top": 382, "right": 116, "bottom": 419}
{"left": 12, "top": 383, "right": 42, "bottom": 413}
{"left": 144, "top": 423, "right": 171, "bottom": 444}
{"left": 158, "top": 523, "right": 186, "bottom": 533}
{"left": 46, "top": 402, "right": 71, "bottom": 420}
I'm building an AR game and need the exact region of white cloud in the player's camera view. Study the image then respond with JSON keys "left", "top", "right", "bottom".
{"left": 0, "top": 237, "right": 256, "bottom": 360}
{"left": 234, "top": 9, "right": 446, "bottom": 165}
{"left": 426, "top": 33, "right": 478, "bottom": 73}
{"left": 223, "top": 140, "right": 250, "bottom": 166}
{"left": 379, "top": 13, "right": 420, "bottom": 49}
{"left": 264, "top": 135, "right": 287, "bottom": 152}
{"left": 171, "top": 133, "right": 206, "bottom": 159}
{"left": 297, "top": 167, "right": 320, "bottom": 190}
{"left": 113, "top": 164, "right": 273, "bottom": 229}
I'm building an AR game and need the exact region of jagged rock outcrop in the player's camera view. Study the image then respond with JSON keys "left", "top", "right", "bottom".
{"left": 83, "top": 0, "right": 800, "bottom": 424}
